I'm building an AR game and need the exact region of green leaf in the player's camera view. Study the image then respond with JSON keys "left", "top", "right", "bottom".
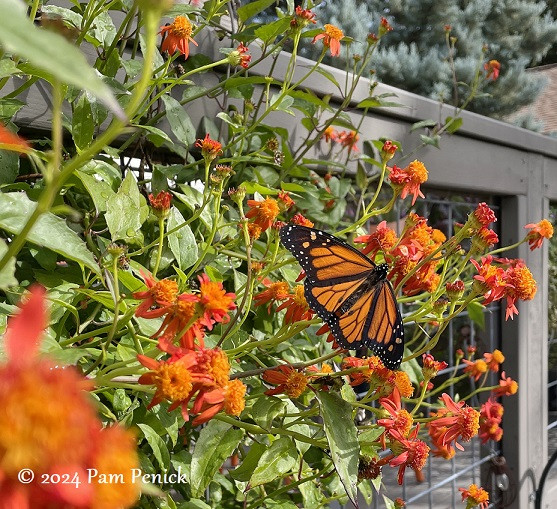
{"left": 0, "top": 238, "right": 17, "bottom": 289}
{"left": 179, "top": 501, "right": 212, "bottom": 509}
{"left": 316, "top": 391, "right": 359, "bottom": 507}
{"left": 356, "top": 96, "right": 402, "bottom": 109}
{"left": 444, "top": 116, "right": 463, "bottom": 134}
{"left": 137, "top": 423, "right": 170, "bottom": 472}
{"left": 249, "top": 437, "right": 298, "bottom": 488}
{"left": 467, "top": 300, "right": 485, "bottom": 330}
{"left": 237, "top": 0, "right": 276, "bottom": 22}
{"left": 161, "top": 95, "right": 196, "bottom": 147}
{"left": 0, "top": 58, "right": 19, "bottom": 79}
{"left": 0, "top": 149, "right": 18, "bottom": 184}
{"left": 0, "top": 192, "right": 98, "bottom": 273}
{"left": 251, "top": 396, "right": 286, "bottom": 429}
{"left": 0, "top": 0, "right": 122, "bottom": 117}
{"left": 410, "top": 119, "right": 437, "bottom": 132}
{"left": 72, "top": 93, "right": 94, "bottom": 151}
{"left": 229, "top": 442, "right": 267, "bottom": 481}
{"left": 137, "top": 125, "right": 174, "bottom": 148}
{"left": 74, "top": 170, "right": 116, "bottom": 213}
{"left": 0, "top": 99, "right": 25, "bottom": 120}
{"left": 254, "top": 17, "right": 291, "bottom": 42}
{"left": 420, "top": 133, "right": 440, "bottom": 148}
{"left": 167, "top": 207, "right": 198, "bottom": 270}
{"left": 105, "top": 172, "right": 147, "bottom": 245}
{"left": 190, "top": 420, "right": 244, "bottom": 497}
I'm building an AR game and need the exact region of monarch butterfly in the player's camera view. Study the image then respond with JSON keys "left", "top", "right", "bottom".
{"left": 280, "top": 224, "right": 404, "bottom": 369}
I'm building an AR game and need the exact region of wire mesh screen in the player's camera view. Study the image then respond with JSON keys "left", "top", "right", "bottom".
{"left": 361, "top": 191, "right": 503, "bottom": 508}
{"left": 547, "top": 204, "right": 557, "bottom": 456}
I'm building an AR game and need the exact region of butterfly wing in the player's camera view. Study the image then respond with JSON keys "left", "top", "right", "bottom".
{"left": 280, "top": 224, "right": 404, "bottom": 369}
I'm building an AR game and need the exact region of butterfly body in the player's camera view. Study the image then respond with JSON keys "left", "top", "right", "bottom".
{"left": 280, "top": 224, "right": 404, "bottom": 369}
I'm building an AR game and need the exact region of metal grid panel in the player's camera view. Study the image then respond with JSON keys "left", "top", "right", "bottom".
{"left": 547, "top": 204, "right": 557, "bottom": 454}
{"left": 365, "top": 190, "right": 502, "bottom": 508}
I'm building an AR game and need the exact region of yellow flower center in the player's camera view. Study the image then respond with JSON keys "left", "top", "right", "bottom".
{"left": 538, "top": 219, "right": 554, "bottom": 238}
{"left": 394, "top": 371, "right": 414, "bottom": 398}
{"left": 270, "top": 281, "right": 290, "bottom": 300}
{"left": 394, "top": 409, "right": 414, "bottom": 437}
{"left": 224, "top": 379, "right": 247, "bottom": 416}
{"left": 285, "top": 371, "right": 308, "bottom": 398}
{"left": 492, "top": 349, "right": 505, "bottom": 364}
{"left": 171, "top": 16, "right": 193, "bottom": 38}
{"left": 201, "top": 281, "right": 233, "bottom": 311}
{"left": 209, "top": 350, "right": 231, "bottom": 386}
{"left": 258, "top": 198, "right": 280, "bottom": 221}
{"left": 474, "top": 359, "right": 488, "bottom": 374}
{"left": 153, "top": 279, "right": 178, "bottom": 304}
{"left": 154, "top": 362, "right": 193, "bottom": 402}
{"left": 460, "top": 407, "right": 480, "bottom": 441}
{"left": 509, "top": 266, "right": 537, "bottom": 300}
{"left": 324, "top": 24, "right": 344, "bottom": 41}
{"left": 406, "top": 160, "right": 428, "bottom": 184}
{"left": 293, "top": 285, "right": 308, "bottom": 308}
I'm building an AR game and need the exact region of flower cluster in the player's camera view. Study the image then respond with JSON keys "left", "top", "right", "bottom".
{"left": 321, "top": 127, "right": 360, "bottom": 151}
{"left": 0, "top": 287, "right": 140, "bottom": 508}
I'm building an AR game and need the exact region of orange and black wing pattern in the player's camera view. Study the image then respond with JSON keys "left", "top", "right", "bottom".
{"left": 280, "top": 224, "right": 404, "bottom": 369}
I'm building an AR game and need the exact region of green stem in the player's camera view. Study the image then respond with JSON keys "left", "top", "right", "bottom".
{"left": 152, "top": 216, "right": 166, "bottom": 277}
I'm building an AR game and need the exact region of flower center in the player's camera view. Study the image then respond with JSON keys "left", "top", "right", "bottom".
{"left": 155, "top": 362, "right": 193, "bottom": 402}
{"left": 324, "top": 24, "right": 344, "bottom": 40}
{"left": 171, "top": 16, "right": 193, "bottom": 38}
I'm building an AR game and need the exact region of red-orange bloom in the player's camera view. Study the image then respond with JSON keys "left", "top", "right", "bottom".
{"left": 312, "top": 24, "right": 344, "bottom": 57}
{"left": 292, "top": 213, "right": 314, "bottom": 228}
{"left": 460, "top": 484, "right": 489, "bottom": 509}
{"left": 154, "top": 292, "right": 202, "bottom": 341}
{"left": 148, "top": 190, "right": 172, "bottom": 212}
{"left": 463, "top": 359, "right": 488, "bottom": 381}
{"left": 197, "top": 273, "right": 236, "bottom": 329}
{"left": 160, "top": 16, "right": 198, "bottom": 58}
{"left": 195, "top": 133, "right": 223, "bottom": 161}
{"left": 472, "top": 226, "right": 498, "bottom": 251}
{"left": 479, "top": 398, "right": 504, "bottom": 443}
{"left": 446, "top": 280, "right": 465, "bottom": 300}
{"left": 0, "top": 287, "right": 140, "bottom": 508}
{"left": 0, "top": 124, "right": 31, "bottom": 153}
{"left": 428, "top": 393, "right": 480, "bottom": 452}
{"left": 276, "top": 285, "right": 314, "bottom": 324}
{"left": 337, "top": 130, "right": 359, "bottom": 151}
{"left": 254, "top": 279, "right": 290, "bottom": 310}
{"left": 388, "top": 426, "right": 430, "bottom": 485}
{"left": 291, "top": 5, "right": 317, "bottom": 27}
{"left": 493, "top": 371, "right": 518, "bottom": 396}
{"left": 472, "top": 202, "right": 497, "bottom": 227}
{"left": 471, "top": 256, "right": 507, "bottom": 305}
{"left": 378, "top": 388, "right": 414, "bottom": 445}
{"left": 262, "top": 365, "right": 309, "bottom": 398}
{"left": 503, "top": 260, "right": 537, "bottom": 320}
{"left": 483, "top": 349, "right": 504, "bottom": 372}
{"left": 133, "top": 271, "right": 179, "bottom": 319}
{"left": 323, "top": 126, "right": 338, "bottom": 143}
{"left": 246, "top": 197, "right": 280, "bottom": 231}
{"left": 277, "top": 191, "right": 295, "bottom": 211}
{"left": 484, "top": 59, "right": 501, "bottom": 81}
{"left": 422, "top": 353, "right": 448, "bottom": 379}
{"left": 389, "top": 160, "right": 428, "bottom": 205}
{"left": 354, "top": 220, "right": 398, "bottom": 257}
{"left": 524, "top": 219, "right": 553, "bottom": 250}
{"left": 381, "top": 140, "right": 398, "bottom": 160}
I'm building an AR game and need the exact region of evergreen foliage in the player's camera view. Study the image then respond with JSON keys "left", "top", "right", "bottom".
{"left": 257, "top": 0, "right": 557, "bottom": 118}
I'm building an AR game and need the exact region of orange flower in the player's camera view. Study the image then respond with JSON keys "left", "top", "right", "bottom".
{"left": 246, "top": 197, "right": 280, "bottom": 231}
{"left": 291, "top": 5, "right": 317, "bottom": 28}
{"left": 291, "top": 213, "right": 314, "bottom": 228}
{"left": 354, "top": 220, "right": 398, "bottom": 257}
{"left": 312, "top": 24, "right": 344, "bottom": 57}
{"left": 262, "top": 365, "right": 309, "bottom": 398}
{"left": 460, "top": 484, "right": 489, "bottom": 509}
{"left": 154, "top": 292, "right": 202, "bottom": 341}
{"left": 0, "top": 124, "right": 31, "bottom": 153}
{"left": 197, "top": 273, "right": 236, "bottom": 329}
{"left": 160, "top": 16, "right": 198, "bottom": 58}
{"left": 195, "top": 133, "right": 223, "bottom": 161}
{"left": 381, "top": 140, "right": 398, "bottom": 161}
{"left": 322, "top": 126, "right": 338, "bottom": 142}
{"left": 493, "top": 371, "right": 518, "bottom": 396}
{"left": 463, "top": 359, "right": 488, "bottom": 381}
{"left": 503, "top": 260, "right": 537, "bottom": 320}
{"left": 0, "top": 286, "right": 140, "bottom": 508}
{"left": 247, "top": 221, "right": 263, "bottom": 240}
{"left": 472, "top": 226, "right": 498, "bottom": 251}
{"left": 337, "top": 130, "right": 359, "bottom": 151}
{"left": 446, "top": 279, "right": 465, "bottom": 300}
{"left": 223, "top": 379, "right": 247, "bottom": 416}
{"left": 471, "top": 256, "right": 507, "bottom": 305}
{"left": 471, "top": 202, "right": 497, "bottom": 228}
{"left": 388, "top": 426, "right": 430, "bottom": 485}
{"left": 148, "top": 190, "right": 172, "bottom": 212}
{"left": 483, "top": 349, "right": 504, "bottom": 372}
{"left": 422, "top": 353, "right": 447, "bottom": 379}
{"left": 484, "top": 59, "right": 501, "bottom": 81}
{"left": 89, "top": 426, "right": 141, "bottom": 509}
{"left": 428, "top": 393, "right": 480, "bottom": 452}
{"left": 277, "top": 190, "right": 295, "bottom": 211}
{"left": 378, "top": 388, "right": 414, "bottom": 444}
{"left": 479, "top": 398, "right": 504, "bottom": 443}
{"left": 389, "top": 160, "right": 428, "bottom": 205}
{"left": 524, "top": 219, "right": 553, "bottom": 250}
{"left": 133, "top": 271, "right": 178, "bottom": 318}
{"left": 342, "top": 356, "right": 386, "bottom": 386}
{"left": 254, "top": 279, "right": 290, "bottom": 310}
{"left": 276, "top": 285, "right": 314, "bottom": 324}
